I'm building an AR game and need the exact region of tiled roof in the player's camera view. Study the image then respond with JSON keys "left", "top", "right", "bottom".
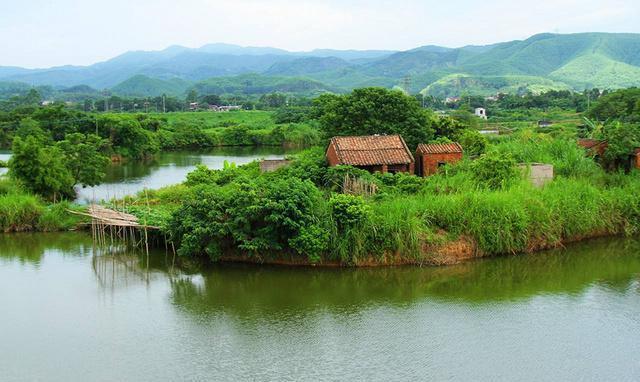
{"left": 577, "top": 139, "right": 607, "bottom": 149}
{"left": 416, "top": 142, "right": 463, "bottom": 155}
{"left": 330, "top": 135, "right": 414, "bottom": 166}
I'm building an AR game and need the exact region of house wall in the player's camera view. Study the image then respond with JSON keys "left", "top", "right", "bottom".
{"left": 419, "top": 153, "right": 463, "bottom": 176}
{"left": 326, "top": 143, "right": 340, "bottom": 167}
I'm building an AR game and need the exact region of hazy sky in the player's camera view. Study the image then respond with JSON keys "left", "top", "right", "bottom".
{"left": 2, "top": 0, "right": 639, "bottom": 68}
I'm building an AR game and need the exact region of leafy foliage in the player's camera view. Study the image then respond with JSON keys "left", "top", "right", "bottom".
{"left": 313, "top": 88, "right": 435, "bottom": 149}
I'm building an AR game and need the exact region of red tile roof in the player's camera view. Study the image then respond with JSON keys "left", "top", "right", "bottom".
{"left": 329, "top": 135, "right": 414, "bottom": 166}
{"left": 416, "top": 142, "right": 463, "bottom": 155}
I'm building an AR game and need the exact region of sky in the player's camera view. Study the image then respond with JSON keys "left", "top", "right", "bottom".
{"left": 1, "top": 0, "right": 639, "bottom": 68}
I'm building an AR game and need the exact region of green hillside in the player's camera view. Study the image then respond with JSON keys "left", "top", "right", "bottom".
{"left": 111, "top": 75, "right": 191, "bottom": 97}
{"left": 421, "top": 74, "right": 572, "bottom": 97}
{"left": 192, "top": 73, "right": 337, "bottom": 96}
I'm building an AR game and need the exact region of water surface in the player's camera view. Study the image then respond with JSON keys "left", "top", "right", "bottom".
{"left": 1, "top": 233, "right": 639, "bottom": 381}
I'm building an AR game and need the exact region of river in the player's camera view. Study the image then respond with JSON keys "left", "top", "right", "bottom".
{"left": 0, "top": 147, "right": 297, "bottom": 202}
{"left": 0, "top": 233, "right": 639, "bottom": 381}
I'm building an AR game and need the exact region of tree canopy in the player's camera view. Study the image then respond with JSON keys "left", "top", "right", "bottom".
{"left": 313, "top": 88, "right": 435, "bottom": 149}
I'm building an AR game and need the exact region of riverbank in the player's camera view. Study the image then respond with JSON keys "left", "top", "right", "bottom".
{"left": 113, "top": 133, "right": 640, "bottom": 267}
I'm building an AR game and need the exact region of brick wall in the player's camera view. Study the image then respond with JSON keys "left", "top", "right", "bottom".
{"left": 419, "top": 153, "right": 462, "bottom": 176}
{"left": 326, "top": 143, "right": 340, "bottom": 167}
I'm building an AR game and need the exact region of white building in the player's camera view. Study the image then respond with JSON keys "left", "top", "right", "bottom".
{"left": 474, "top": 107, "right": 487, "bottom": 120}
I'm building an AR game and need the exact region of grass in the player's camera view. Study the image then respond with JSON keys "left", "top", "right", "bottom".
{"left": 0, "top": 177, "right": 83, "bottom": 232}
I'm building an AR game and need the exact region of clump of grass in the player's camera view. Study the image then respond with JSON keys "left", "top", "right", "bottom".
{"left": 0, "top": 193, "right": 43, "bottom": 232}
{"left": 37, "top": 202, "right": 82, "bottom": 231}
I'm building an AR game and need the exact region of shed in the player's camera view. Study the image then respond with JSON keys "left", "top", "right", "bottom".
{"left": 538, "top": 120, "right": 553, "bottom": 128}
{"left": 326, "top": 135, "right": 415, "bottom": 174}
{"left": 415, "top": 142, "right": 463, "bottom": 177}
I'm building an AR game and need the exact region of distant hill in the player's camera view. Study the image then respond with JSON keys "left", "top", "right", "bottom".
{"left": 192, "top": 73, "right": 337, "bottom": 96}
{"left": 111, "top": 75, "right": 191, "bottom": 97}
{"left": 3, "top": 33, "right": 640, "bottom": 97}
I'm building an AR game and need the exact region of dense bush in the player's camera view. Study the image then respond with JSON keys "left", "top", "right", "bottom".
{"left": 167, "top": 176, "right": 329, "bottom": 262}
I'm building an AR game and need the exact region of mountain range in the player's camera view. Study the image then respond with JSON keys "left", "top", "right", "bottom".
{"left": 2, "top": 33, "right": 640, "bottom": 99}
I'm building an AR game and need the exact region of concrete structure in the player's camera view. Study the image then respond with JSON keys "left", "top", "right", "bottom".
{"left": 326, "top": 135, "right": 414, "bottom": 174}
{"left": 259, "top": 159, "right": 292, "bottom": 173}
{"left": 537, "top": 120, "right": 553, "bottom": 128}
{"left": 415, "top": 142, "right": 463, "bottom": 177}
{"left": 474, "top": 107, "right": 488, "bottom": 120}
{"left": 519, "top": 163, "right": 554, "bottom": 187}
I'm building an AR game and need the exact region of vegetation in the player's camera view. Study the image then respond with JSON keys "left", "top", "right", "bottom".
{"left": 0, "top": 177, "right": 81, "bottom": 232}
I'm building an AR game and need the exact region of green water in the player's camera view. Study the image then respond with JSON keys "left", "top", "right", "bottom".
{"left": 0, "top": 233, "right": 639, "bottom": 381}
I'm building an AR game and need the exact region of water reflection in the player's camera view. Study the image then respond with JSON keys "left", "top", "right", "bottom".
{"left": 2, "top": 233, "right": 638, "bottom": 310}
{"left": 1, "top": 233, "right": 639, "bottom": 380}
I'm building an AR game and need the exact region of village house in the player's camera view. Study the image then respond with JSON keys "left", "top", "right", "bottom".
{"left": 474, "top": 107, "right": 488, "bottom": 120}
{"left": 415, "top": 142, "right": 463, "bottom": 177}
{"left": 578, "top": 139, "right": 640, "bottom": 169}
{"left": 326, "top": 135, "right": 415, "bottom": 174}
{"left": 537, "top": 120, "right": 553, "bottom": 128}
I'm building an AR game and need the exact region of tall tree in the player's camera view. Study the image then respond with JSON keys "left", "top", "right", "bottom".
{"left": 313, "top": 87, "right": 435, "bottom": 149}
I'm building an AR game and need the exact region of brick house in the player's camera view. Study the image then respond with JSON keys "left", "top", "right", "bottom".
{"left": 577, "top": 139, "right": 608, "bottom": 159}
{"left": 326, "top": 135, "right": 415, "bottom": 174}
{"left": 415, "top": 142, "right": 463, "bottom": 177}
{"left": 578, "top": 139, "right": 640, "bottom": 170}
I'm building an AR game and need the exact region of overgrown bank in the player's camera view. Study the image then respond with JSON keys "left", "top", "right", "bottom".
{"left": 111, "top": 131, "right": 640, "bottom": 266}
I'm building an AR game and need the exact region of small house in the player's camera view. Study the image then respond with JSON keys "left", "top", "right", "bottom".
{"left": 537, "top": 120, "right": 553, "bottom": 128}
{"left": 326, "top": 135, "right": 415, "bottom": 174}
{"left": 415, "top": 142, "right": 463, "bottom": 177}
{"left": 577, "top": 139, "right": 608, "bottom": 159}
{"left": 474, "top": 107, "right": 487, "bottom": 120}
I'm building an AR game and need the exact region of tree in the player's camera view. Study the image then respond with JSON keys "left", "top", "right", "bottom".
{"left": 601, "top": 122, "right": 640, "bottom": 170}
{"left": 9, "top": 136, "right": 75, "bottom": 200}
{"left": 56, "top": 133, "right": 110, "bottom": 187}
{"left": 201, "top": 94, "right": 222, "bottom": 105}
{"left": 458, "top": 130, "right": 488, "bottom": 157}
{"left": 313, "top": 87, "right": 435, "bottom": 149}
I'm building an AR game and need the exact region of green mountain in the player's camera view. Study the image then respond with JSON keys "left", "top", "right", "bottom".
{"left": 111, "top": 75, "right": 191, "bottom": 97}
{"left": 3, "top": 33, "right": 640, "bottom": 97}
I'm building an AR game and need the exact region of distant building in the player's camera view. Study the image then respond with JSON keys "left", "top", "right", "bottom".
{"left": 326, "top": 135, "right": 415, "bottom": 174}
{"left": 189, "top": 102, "right": 199, "bottom": 111}
{"left": 415, "top": 142, "right": 463, "bottom": 177}
{"left": 445, "top": 97, "right": 461, "bottom": 104}
{"left": 474, "top": 107, "right": 488, "bottom": 120}
{"left": 537, "top": 120, "right": 553, "bottom": 128}
{"left": 208, "top": 105, "right": 242, "bottom": 112}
